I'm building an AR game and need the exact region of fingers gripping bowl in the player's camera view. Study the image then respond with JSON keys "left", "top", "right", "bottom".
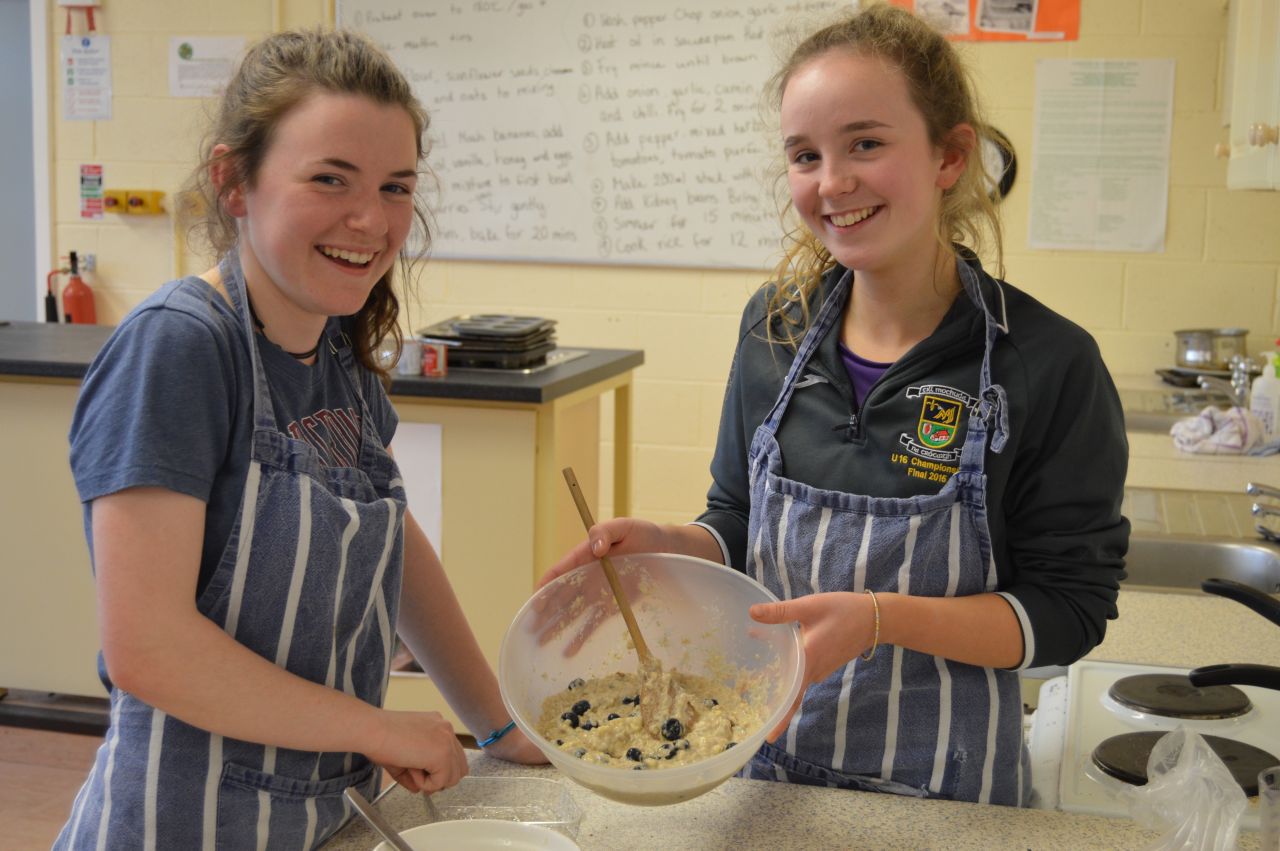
{"left": 499, "top": 553, "right": 804, "bottom": 806}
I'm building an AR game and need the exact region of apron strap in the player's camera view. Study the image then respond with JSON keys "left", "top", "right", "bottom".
{"left": 219, "top": 252, "right": 280, "bottom": 433}
{"left": 759, "top": 269, "right": 853, "bottom": 435}
{"left": 957, "top": 259, "right": 1010, "bottom": 455}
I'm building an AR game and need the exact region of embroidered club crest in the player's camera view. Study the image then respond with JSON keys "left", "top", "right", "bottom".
{"left": 917, "top": 395, "right": 963, "bottom": 449}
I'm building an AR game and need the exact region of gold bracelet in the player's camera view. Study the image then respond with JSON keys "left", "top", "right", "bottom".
{"left": 860, "top": 589, "right": 880, "bottom": 661}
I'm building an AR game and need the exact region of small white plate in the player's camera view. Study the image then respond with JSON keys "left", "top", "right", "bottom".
{"left": 372, "top": 819, "right": 579, "bottom": 851}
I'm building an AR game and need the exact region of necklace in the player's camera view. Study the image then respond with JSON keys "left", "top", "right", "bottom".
{"left": 244, "top": 289, "right": 323, "bottom": 360}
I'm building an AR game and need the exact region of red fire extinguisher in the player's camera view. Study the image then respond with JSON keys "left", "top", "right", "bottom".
{"left": 61, "top": 251, "right": 97, "bottom": 324}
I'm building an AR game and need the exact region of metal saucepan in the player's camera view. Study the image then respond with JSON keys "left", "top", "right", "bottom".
{"left": 1188, "top": 577, "right": 1280, "bottom": 692}
{"left": 1175, "top": 328, "right": 1249, "bottom": 371}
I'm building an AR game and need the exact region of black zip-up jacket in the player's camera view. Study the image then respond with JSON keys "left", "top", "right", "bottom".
{"left": 694, "top": 259, "right": 1130, "bottom": 669}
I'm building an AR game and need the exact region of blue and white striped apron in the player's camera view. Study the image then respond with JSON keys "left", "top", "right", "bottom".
{"left": 741, "top": 264, "right": 1030, "bottom": 806}
{"left": 56, "top": 252, "right": 407, "bottom": 849}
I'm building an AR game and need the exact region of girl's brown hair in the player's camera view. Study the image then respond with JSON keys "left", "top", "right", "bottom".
{"left": 181, "top": 28, "right": 431, "bottom": 383}
{"left": 764, "top": 3, "right": 1004, "bottom": 347}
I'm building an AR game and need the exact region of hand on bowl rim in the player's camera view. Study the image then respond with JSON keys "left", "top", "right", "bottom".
{"left": 529, "top": 554, "right": 650, "bottom": 657}
{"left": 531, "top": 518, "right": 666, "bottom": 657}
{"left": 536, "top": 517, "right": 670, "bottom": 589}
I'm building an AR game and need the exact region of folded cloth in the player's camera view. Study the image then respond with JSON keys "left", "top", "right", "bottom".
{"left": 1170, "top": 405, "right": 1265, "bottom": 454}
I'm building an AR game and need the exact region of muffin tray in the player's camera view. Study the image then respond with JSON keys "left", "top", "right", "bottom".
{"left": 419, "top": 315, "right": 557, "bottom": 345}
{"left": 447, "top": 343, "right": 556, "bottom": 369}
{"left": 416, "top": 314, "right": 559, "bottom": 369}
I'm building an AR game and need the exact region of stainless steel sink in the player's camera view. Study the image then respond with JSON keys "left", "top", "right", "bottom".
{"left": 1121, "top": 390, "right": 1237, "bottom": 434}
{"left": 1123, "top": 533, "right": 1280, "bottom": 594}
{"left": 1123, "top": 411, "right": 1181, "bottom": 433}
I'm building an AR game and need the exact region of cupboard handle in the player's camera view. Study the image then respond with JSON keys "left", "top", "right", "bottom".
{"left": 1248, "top": 123, "right": 1279, "bottom": 147}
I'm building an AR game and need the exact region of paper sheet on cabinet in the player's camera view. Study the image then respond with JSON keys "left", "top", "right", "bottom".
{"left": 391, "top": 422, "right": 443, "bottom": 550}
{"left": 1028, "top": 59, "right": 1174, "bottom": 253}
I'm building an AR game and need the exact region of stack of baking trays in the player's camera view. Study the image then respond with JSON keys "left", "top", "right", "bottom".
{"left": 416, "top": 314, "right": 558, "bottom": 369}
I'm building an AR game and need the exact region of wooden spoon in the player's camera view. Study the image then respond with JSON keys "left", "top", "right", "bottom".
{"left": 561, "top": 466, "right": 654, "bottom": 665}
{"left": 561, "top": 467, "right": 698, "bottom": 736}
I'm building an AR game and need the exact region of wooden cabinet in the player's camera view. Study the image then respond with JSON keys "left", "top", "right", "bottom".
{"left": 382, "top": 370, "right": 636, "bottom": 726}
{"left": 1225, "top": 0, "right": 1280, "bottom": 189}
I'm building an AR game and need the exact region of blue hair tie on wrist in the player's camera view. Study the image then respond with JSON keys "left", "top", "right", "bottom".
{"left": 477, "top": 720, "right": 516, "bottom": 748}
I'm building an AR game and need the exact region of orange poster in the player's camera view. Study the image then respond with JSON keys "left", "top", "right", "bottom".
{"left": 888, "top": 0, "right": 1080, "bottom": 42}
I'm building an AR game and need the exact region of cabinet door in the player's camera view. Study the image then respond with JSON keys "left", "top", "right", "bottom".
{"left": 1227, "top": 0, "right": 1280, "bottom": 189}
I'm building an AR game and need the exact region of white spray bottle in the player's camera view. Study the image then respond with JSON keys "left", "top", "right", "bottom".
{"left": 1249, "top": 347, "right": 1280, "bottom": 441}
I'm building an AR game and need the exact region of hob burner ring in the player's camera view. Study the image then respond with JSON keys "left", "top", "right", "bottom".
{"left": 1107, "top": 673, "right": 1252, "bottom": 720}
{"left": 1091, "top": 731, "right": 1277, "bottom": 795}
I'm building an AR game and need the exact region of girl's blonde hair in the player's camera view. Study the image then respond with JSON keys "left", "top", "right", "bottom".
{"left": 765, "top": 3, "right": 1004, "bottom": 346}
{"left": 181, "top": 28, "right": 431, "bottom": 383}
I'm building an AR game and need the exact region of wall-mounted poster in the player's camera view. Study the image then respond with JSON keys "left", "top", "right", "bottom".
{"left": 888, "top": 0, "right": 1080, "bottom": 42}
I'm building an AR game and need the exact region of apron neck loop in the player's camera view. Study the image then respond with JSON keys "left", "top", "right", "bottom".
{"left": 978, "top": 384, "right": 1010, "bottom": 453}
{"left": 957, "top": 257, "right": 1011, "bottom": 454}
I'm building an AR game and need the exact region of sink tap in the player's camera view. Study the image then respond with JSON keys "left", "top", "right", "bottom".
{"left": 1247, "top": 482, "right": 1280, "bottom": 500}
{"left": 1247, "top": 483, "right": 1280, "bottom": 544}
{"left": 1197, "top": 375, "right": 1245, "bottom": 408}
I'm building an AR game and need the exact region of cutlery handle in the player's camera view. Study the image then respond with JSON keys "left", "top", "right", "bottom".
{"left": 344, "top": 787, "right": 414, "bottom": 851}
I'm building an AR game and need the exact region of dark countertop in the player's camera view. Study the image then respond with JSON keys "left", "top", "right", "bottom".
{"left": 0, "top": 321, "right": 643, "bottom": 404}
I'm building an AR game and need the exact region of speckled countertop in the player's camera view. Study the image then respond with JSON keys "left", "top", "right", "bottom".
{"left": 1088, "top": 589, "right": 1280, "bottom": 671}
{"left": 326, "top": 751, "right": 1187, "bottom": 850}
{"left": 324, "top": 586, "right": 1278, "bottom": 850}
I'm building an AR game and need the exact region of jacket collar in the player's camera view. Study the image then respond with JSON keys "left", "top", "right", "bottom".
{"left": 801, "top": 252, "right": 1002, "bottom": 393}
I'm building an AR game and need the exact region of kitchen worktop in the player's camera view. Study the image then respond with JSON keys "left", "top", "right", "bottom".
{"left": 0, "top": 320, "right": 643, "bottom": 404}
{"left": 1114, "top": 371, "right": 1280, "bottom": 495}
{"left": 325, "top": 586, "right": 1278, "bottom": 850}
{"left": 326, "top": 750, "right": 1192, "bottom": 850}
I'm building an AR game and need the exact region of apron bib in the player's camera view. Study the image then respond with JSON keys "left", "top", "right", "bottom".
{"left": 740, "top": 265, "right": 1030, "bottom": 806}
{"left": 57, "top": 253, "right": 408, "bottom": 849}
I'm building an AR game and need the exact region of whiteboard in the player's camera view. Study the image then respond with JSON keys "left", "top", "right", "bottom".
{"left": 338, "top": 0, "right": 846, "bottom": 269}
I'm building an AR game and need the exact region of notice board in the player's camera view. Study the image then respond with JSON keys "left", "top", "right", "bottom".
{"left": 337, "top": 0, "right": 843, "bottom": 270}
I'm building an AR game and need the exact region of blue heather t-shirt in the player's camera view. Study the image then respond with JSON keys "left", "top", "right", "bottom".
{"left": 68, "top": 277, "right": 398, "bottom": 595}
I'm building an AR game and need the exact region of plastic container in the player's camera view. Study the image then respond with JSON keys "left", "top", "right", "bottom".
{"left": 422, "top": 776, "right": 581, "bottom": 840}
{"left": 1249, "top": 351, "right": 1280, "bottom": 440}
{"left": 394, "top": 339, "right": 423, "bottom": 376}
{"left": 498, "top": 553, "right": 803, "bottom": 807}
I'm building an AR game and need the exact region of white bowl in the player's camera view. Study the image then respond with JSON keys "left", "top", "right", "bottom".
{"left": 499, "top": 553, "right": 803, "bottom": 806}
{"left": 372, "top": 819, "right": 578, "bottom": 850}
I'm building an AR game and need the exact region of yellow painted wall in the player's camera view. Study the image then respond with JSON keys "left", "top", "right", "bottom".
{"left": 46, "top": 0, "right": 1280, "bottom": 523}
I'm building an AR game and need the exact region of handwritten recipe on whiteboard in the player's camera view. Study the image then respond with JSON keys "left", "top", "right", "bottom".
{"left": 338, "top": 0, "right": 844, "bottom": 270}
